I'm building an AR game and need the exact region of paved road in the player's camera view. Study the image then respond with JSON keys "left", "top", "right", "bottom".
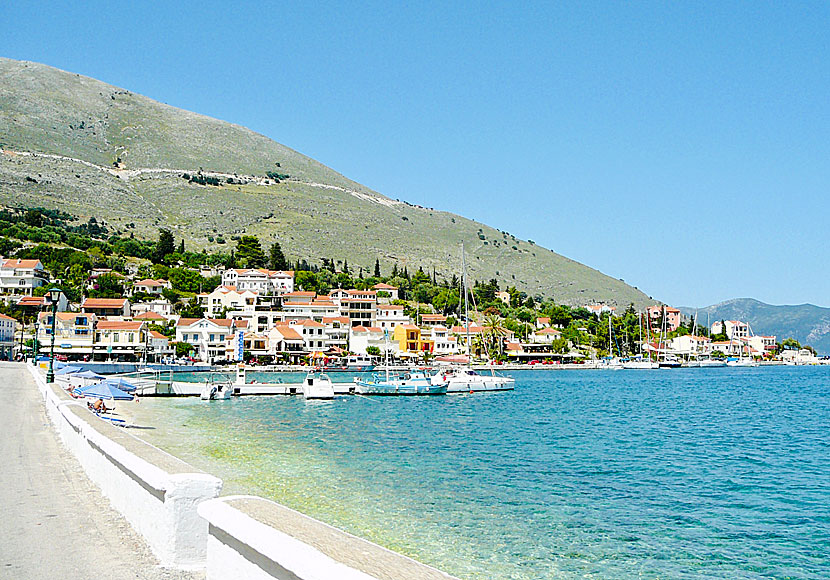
{"left": 0, "top": 363, "right": 203, "bottom": 580}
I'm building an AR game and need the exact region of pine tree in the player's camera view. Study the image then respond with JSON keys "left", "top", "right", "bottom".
{"left": 269, "top": 242, "right": 288, "bottom": 271}
{"left": 154, "top": 229, "right": 175, "bottom": 263}
{"left": 374, "top": 258, "right": 381, "bottom": 277}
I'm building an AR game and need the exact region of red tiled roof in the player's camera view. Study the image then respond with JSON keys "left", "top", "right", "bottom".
{"left": 176, "top": 318, "right": 201, "bottom": 327}
{"left": 97, "top": 320, "right": 143, "bottom": 330}
{"left": 0, "top": 313, "right": 16, "bottom": 321}
{"left": 372, "top": 283, "right": 398, "bottom": 290}
{"left": 82, "top": 298, "right": 128, "bottom": 308}
{"left": 2, "top": 259, "right": 42, "bottom": 268}
{"left": 273, "top": 326, "right": 303, "bottom": 341}
{"left": 148, "top": 330, "right": 168, "bottom": 339}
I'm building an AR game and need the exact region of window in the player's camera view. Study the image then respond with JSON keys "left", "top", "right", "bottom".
{"left": 209, "top": 334, "right": 215, "bottom": 342}
{"left": 128, "top": 333, "right": 135, "bottom": 342}
{"left": 113, "top": 334, "right": 119, "bottom": 343}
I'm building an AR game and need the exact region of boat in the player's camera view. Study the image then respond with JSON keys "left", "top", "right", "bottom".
{"left": 302, "top": 372, "right": 335, "bottom": 400}
{"left": 434, "top": 367, "right": 515, "bottom": 392}
{"left": 355, "top": 370, "right": 448, "bottom": 396}
{"left": 200, "top": 374, "right": 234, "bottom": 400}
{"left": 623, "top": 355, "right": 659, "bottom": 370}
{"left": 658, "top": 353, "right": 682, "bottom": 369}
{"left": 436, "top": 243, "right": 515, "bottom": 392}
{"left": 697, "top": 355, "right": 727, "bottom": 368}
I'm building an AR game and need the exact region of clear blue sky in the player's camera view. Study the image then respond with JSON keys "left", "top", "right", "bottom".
{"left": 4, "top": 2, "right": 830, "bottom": 307}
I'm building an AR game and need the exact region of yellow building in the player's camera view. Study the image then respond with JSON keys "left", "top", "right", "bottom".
{"left": 392, "top": 324, "right": 434, "bottom": 355}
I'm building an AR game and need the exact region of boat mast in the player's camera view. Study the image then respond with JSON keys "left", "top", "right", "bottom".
{"left": 462, "top": 243, "right": 471, "bottom": 368}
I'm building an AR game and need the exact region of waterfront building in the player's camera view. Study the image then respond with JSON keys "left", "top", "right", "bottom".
{"left": 430, "top": 325, "right": 458, "bottom": 355}
{"left": 266, "top": 325, "right": 306, "bottom": 362}
{"left": 37, "top": 311, "right": 96, "bottom": 359}
{"left": 670, "top": 334, "right": 712, "bottom": 355}
{"left": 322, "top": 316, "right": 350, "bottom": 352}
{"left": 147, "top": 330, "right": 173, "bottom": 362}
{"left": 93, "top": 320, "right": 146, "bottom": 361}
{"left": 338, "top": 289, "right": 377, "bottom": 327}
{"left": 349, "top": 326, "right": 388, "bottom": 356}
{"left": 175, "top": 318, "right": 239, "bottom": 362}
{"left": 0, "top": 313, "right": 16, "bottom": 359}
{"left": 393, "top": 324, "right": 432, "bottom": 356}
{"left": 0, "top": 258, "right": 48, "bottom": 296}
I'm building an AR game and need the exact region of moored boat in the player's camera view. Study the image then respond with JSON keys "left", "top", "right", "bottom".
{"left": 433, "top": 367, "right": 515, "bottom": 392}
{"left": 302, "top": 372, "right": 335, "bottom": 399}
{"left": 355, "top": 371, "right": 447, "bottom": 396}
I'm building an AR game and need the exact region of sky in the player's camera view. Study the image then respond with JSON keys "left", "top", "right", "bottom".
{"left": 4, "top": 2, "right": 830, "bottom": 307}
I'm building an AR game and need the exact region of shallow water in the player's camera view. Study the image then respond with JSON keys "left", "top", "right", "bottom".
{"left": 130, "top": 367, "right": 830, "bottom": 579}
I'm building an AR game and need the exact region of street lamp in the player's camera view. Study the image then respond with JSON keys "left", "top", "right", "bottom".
{"left": 45, "top": 287, "right": 62, "bottom": 383}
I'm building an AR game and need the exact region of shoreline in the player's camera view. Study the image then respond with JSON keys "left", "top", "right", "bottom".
{"left": 24, "top": 362, "right": 461, "bottom": 580}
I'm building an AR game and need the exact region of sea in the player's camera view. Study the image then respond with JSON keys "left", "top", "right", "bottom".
{"left": 129, "top": 367, "right": 829, "bottom": 579}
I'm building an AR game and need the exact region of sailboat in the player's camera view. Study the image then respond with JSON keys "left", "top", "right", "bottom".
{"left": 355, "top": 330, "right": 448, "bottom": 395}
{"left": 436, "top": 244, "right": 515, "bottom": 392}
{"left": 599, "top": 314, "right": 624, "bottom": 369}
{"left": 657, "top": 305, "right": 681, "bottom": 368}
{"left": 623, "top": 311, "right": 658, "bottom": 369}
{"left": 726, "top": 322, "right": 759, "bottom": 367}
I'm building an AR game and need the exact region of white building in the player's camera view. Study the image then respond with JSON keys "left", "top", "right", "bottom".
{"left": 0, "top": 313, "right": 17, "bottom": 359}
{"left": 202, "top": 286, "right": 259, "bottom": 317}
{"left": 131, "top": 298, "right": 173, "bottom": 317}
{"left": 349, "top": 326, "right": 388, "bottom": 356}
{"left": 670, "top": 334, "right": 712, "bottom": 355}
{"left": 0, "top": 259, "right": 48, "bottom": 296}
{"left": 175, "top": 318, "right": 239, "bottom": 362}
{"left": 148, "top": 330, "right": 174, "bottom": 361}
{"left": 130, "top": 278, "right": 170, "bottom": 296}
{"left": 531, "top": 327, "right": 563, "bottom": 344}
{"left": 371, "top": 283, "right": 399, "bottom": 302}
{"left": 711, "top": 320, "right": 750, "bottom": 340}
{"left": 220, "top": 269, "right": 294, "bottom": 296}
{"left": 376, "top": 304, "right": 410, "bottom": 330}
{"left": 430, "top": 325, "right": 458, "bottom": 355}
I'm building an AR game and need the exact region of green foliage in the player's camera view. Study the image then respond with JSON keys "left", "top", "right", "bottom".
{"left": 269, "top": 241, "right": 288, "bottom": 271}
{"left": 88, "top": 273, "right": 124, "bottom": 298}
{"left": 366, "top": 346, "right": 381, "bottom": 356}
{"left": 155, "top": 229, "right": 175, "bottom": 263}
{"left": 235, "top": 236, "right": 266, "bottom": 268}
{"left": 178, "top": 300, "right": 205, "bottom": 319}
{"left": 173, "top": 342, "right": 194, "bottom": 357}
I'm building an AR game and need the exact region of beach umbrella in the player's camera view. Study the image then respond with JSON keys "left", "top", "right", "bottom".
{"left": 101, "top": 377, "right": 138, "bottom": 392}
{"left": 75, "top": 370, "right": 105, "bottom": 380}
{"left": 73, "top": 383, "right": 134, "bottom": 400}
{"left": 55, "top": 366, "right": 82, "bottom": 375}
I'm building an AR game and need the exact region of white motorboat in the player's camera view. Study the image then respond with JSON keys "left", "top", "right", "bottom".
{"left": 433, "top": 367, "right": 515, "bottom": 393}
{"left": 302, "top": 372, "right": 335, "bottom": 399}
{"left": 623, "top": 357, "right": 659, "bottom": 370}
{"left": 200, "top": 376, "right": 234, "bottom": 400}
{"left": 697, "top": 357, "right": 727, "bottom": 368}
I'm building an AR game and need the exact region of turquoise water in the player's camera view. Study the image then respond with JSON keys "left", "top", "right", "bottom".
{"left": 132, "top": 367, "right": 830, "bottom": 579}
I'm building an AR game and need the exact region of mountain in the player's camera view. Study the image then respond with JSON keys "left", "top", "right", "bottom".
{"left": 0, "top": 57, "right": 654, "bottom": 308}
{"left": 679, "top": 299, "right": 830, "bottom": 354}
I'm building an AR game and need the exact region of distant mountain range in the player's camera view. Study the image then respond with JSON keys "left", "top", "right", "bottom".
{"left": 679, "top": 298, "right": 830, "bottom": 354}
{"left": 0, "top": 57, "right": 654, "bottom": 308}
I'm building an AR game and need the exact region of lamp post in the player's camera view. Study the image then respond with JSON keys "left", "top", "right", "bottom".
{"left": 45, "top": 287, "right": 62, "bottom": 383}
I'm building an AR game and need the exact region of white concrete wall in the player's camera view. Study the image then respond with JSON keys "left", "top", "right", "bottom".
{"left": 29, "top": 366, "right": 222, "bottom": 569}
{"left": 198, "top": 496, "right": 458, "bottom": 580}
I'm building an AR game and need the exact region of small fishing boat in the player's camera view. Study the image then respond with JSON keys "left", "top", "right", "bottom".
{"left": 302, "top": 372, "right": 335, "bottom": 400}
{"left": 355, "top": 370, "right": 447, "bottom": 396}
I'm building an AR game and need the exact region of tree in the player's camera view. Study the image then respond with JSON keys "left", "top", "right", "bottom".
{"left": 174, "top": 342, "right": 194, "bottom": 357}
{"left": 366, "top": 346, "right": 381, "bottom": 356}
{"left": 235, "top": 236, "right": 266, "bottom": 268}
{"left": 89, "top": 273, "right": 124, "bottom": 298}
{"left": 154, "top": 229, "right": 175, "bottom": 263}
{"left": 269, "top": 242, "right": 288, "bottom": 271}
{"left": 374, "top": 259, "right": 381, "bottom": 277}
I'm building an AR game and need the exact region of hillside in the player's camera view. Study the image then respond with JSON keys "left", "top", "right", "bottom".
{"left": 0, "top": 57, "right": 654, "bottom": 308}
{"left": 679, "top": 299, "right": 830, "bottom": 354}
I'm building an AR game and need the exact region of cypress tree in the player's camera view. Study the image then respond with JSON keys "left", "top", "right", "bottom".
{"left": 374, "top": 258, "right": 381, "bottom": 277}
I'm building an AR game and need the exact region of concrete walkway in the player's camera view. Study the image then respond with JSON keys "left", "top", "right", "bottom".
{"left": 0, "top": 363, "right": 203, "bottom": 580}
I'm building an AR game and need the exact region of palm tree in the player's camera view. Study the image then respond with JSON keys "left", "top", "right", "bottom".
{"left": 483, "top": 313, "right": 509, "bottom": 358}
